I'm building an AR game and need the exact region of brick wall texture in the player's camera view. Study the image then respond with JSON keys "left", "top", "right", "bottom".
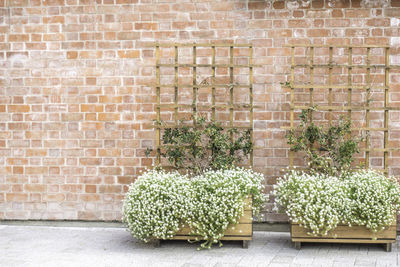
{"left": 1, "top": 0, "right": 400, "bottom": 221}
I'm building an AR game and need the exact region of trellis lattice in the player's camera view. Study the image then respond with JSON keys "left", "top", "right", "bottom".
{"left": 151, "top": 43, "right": 260, "bottom": 167}
{"left": 283, "top": 44, "right": 400, "bottom": 175}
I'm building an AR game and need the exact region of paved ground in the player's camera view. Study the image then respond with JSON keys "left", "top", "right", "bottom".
{"left": 0, "top": 225, "right": 399, "bottom": 267}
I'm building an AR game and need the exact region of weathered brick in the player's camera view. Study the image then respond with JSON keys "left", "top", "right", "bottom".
{"left": 117, "top": 50, "right": 140, "bottom": 58}
{"left": 26, "top": 149, "right": 47, "bottom": 157}
{"left": 43, "top": 33, "right": 65, "bottom": 41}
{"left": 117, "top": 32, "right": 140, "bottom": 40}
{"left": 98, "top": 113, "right": 120, "bottom": 121}
{"left": 9, "top": 34, "right": 29, "bottom": 42}
{"left": 6, "top": 193, "right": 28, "bottom": 202}
{"left": 24, "top": 184, "right": 46, "bottom": 192}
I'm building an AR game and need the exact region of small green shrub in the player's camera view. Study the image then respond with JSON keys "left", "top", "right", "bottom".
{"left": 146, "top": 116, "right": 252, "bottom": 175}
{"left": 274, "top": 169, "right": 400, "bottom": 236}
{"left": 286, "top": 107, "right": 363, "bottom": 176}
{"left": 123, "top": 167, "right": 267, "bottom": 249}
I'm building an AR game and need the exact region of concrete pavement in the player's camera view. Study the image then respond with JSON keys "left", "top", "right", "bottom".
{"left": 0, "top": 225, "right": 399, "bottom": 267}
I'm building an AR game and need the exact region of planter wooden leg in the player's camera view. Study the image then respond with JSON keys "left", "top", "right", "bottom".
{"left": 153, "top": 239, "right": 161, "bottom": 248}
{"left": 294, "top": 242, "right": 301, "bottom": 250}
{"left": 242, "top": 240, "right": 249, "bottom": 249}
{"left": 384, "top": 243, "right": 392, "bottom": 252}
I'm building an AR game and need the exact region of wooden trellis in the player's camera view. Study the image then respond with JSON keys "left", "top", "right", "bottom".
{"left": 152, "top": 43, "right": 259, "bottom": 167}
{"left": 284, "top": 44, "right": 400, "bottom": 175}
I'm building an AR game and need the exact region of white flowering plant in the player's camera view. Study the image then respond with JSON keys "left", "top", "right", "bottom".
{"left": 274, "top": 169, "right": 400, "bottom": 237}
{"left": 123, "top": 167, "right": 268, "bottom": 249}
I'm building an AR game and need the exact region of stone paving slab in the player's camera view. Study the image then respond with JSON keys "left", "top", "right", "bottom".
{"left": 0, "top": 225, "right": 399, "bottom": 267}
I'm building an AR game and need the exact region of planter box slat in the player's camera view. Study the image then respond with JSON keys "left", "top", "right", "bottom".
{"left": 291, "top": 219, "right": 397, "bottom": 251}
{"left": 176, "top": 222, "right": 252, "bottom": 236}
{"left": 154, "top": 197, "right": 253, "bottom": 248}
{"left": 292, "top": 222, "right": 396, "bottom": 239}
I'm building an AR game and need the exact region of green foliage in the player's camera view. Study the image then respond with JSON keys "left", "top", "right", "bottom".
{"left": 286, "top": 107, "right": 363, "bottom": 176}
{"left": 123, "top": 168, "right": 268, "bottom": 249}
{"left": 147, "top": 116, "right": 252, "bottom": 175}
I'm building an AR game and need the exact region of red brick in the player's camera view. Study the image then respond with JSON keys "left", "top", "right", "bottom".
{"left": 307, "top": 29, "right": 330, "bottom": 37}
{"left": 135, "top": 22, "right": 158, "bottom": 30}
{"left": 43, "top": 16, "right": 65, "bottom": 23}
{"left": 345, "top": 9, "right": 370, "bottom": 18}
{"left": 116, "top": 158, "right": 140, "bottom": 166}
{"left": 117, "top": 50, "right": 140, "bottom": 58}
{"left": 117, "top": 32, "right": 140, "bottom": 40}
{"left": 61, "top": 113, "right": 83, "bottom": 121}
{"left": 8, "top": 0, "right": 29, "bottom": 6}
{"left": 24, "top": 184, "right": 46, "bottom": 192}
{"left": 117, "top": 176, "right": 134, "bottom": 184}
{"left": 6, "top": 193, "right": 28, "bottom": 202}
{"left": 267, "top": 48, "right": 291, "bottom": 56}
{"left": 99, "top": 185, "right": 122, "bottom": 193}
{"left": 9, "top": 34, "right": 29, "bottom": 42}
{"left": 99, "top": 167, "right": 121, "bottom": 175}
{"left": 80, "top": 194, "right": 100, "bottom": 202}
{"left": 248, "top": 20, "right": 272, "bottom": 28}
{"left": 81, "top": 104, "right": 103, "bottom": 112}
{"left": 26, "top": 149, "right": 47, "bottom": 157}
{"left": 85, "top": 185, "right": 97, "bottom": 193}
{"left": 79, "top": 158, "right": 101, "bottom": 165}
{"left": 42, "top": 0, "right": 65, "bottom": 5}
{"left": 98, "top": 113, "right": 120, "bottom": 121}
{"left": 273, "top": 0, "right": 284, "bottom": 9}
{"left": 210, "top": 2, "right": 233, "bottom": 11}
{"left": 288, "top": 19, "right": 311, "bottom": 28}
{"left": 43, "top": 33, "right": 65, "bottom": 41}
{"left": 80, "top": 51, "right": 102, "bottom": 59}
{"left": 392, "top": 0, "right": 400, "bottom": 7}
{"left": 67, "top": 51, "right": 78, "bottom": 59}
{"left": 26, "top": 167, "right": 48, "bottom": 175}
{"left": 99, "top": 96, "right": 122, "bottom": 103}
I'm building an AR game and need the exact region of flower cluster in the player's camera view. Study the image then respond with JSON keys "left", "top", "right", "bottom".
{"left": 274, "top": 169, "right": 400, "bottom": 236}
{"left": 123, "top": 168, "right": 268, "bottom": 249}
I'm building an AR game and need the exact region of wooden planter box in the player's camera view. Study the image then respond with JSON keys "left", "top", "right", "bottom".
{"left": 291, "top": 220, "right": 397, "bottom": 252}
{"left": 154, "top": 197, "right": 253, "bottom": 248}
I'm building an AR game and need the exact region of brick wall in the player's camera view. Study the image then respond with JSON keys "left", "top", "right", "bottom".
{"left": 1, "top": 0, "right": 400, "bottom": 221}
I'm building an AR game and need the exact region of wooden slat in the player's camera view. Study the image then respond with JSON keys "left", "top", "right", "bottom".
{"left": 156, "top": 45, "right": 161, "bottom": 165}
{"left": 291, "top": 223, "right": 396, "bottom": 240}
{"left": 176, "top": 223, "right": 252, "bottom": 236}
{"left": 309, "top": 46, "right": 314, "bottom": 123}
{"left": 155, "top": 84, "right": 251, "bottom": 88}
{"left": 243, "top": 197, "right": 252, "bottom": 211}
{"left": 293, "top": 64, "right": 389, "bottom": 69}
{"left": 347, "top": 47, "right": 352, "bottom": 123}
{"left": 328, "top": 47, "right": 333, "bottom": 125}
{"left": 156, "top": 104, "right": 260, "bottom": 109}
{"left": 291, "top": 85, "right": 388, "bottom": 90}
{"left": 170, "top": 235, "right": 252, "bottom": 241}
{"left": 157, "top": 64, "right": 261, "bottom": 68}
{"left": 174, "top": 46, "right": 178, "bottom": 124}
{"left": 249, "top": 46, "right": 254, "bottom": 167}
{"left": 284, "top": 44, "right": 390, "bottom": 48}
{"left": 148, "top": 43, "right": 253, "bottom": 47}
{"left": 366, "top": 48, "right": 371, "bottom": 168}
{"left": 212, "top": 45, "right": 216, "bottom": 121}
{"left": 193, "top": 45, "right": 197, "bottom": 124}
{"left": 281, "top": 126, "right": 391, "bottom": 131}
{"left": 290, "top": 46, "right": 295, "bottom": 169}
{"left": 291, "top": 105, "right": 400, "bottom": 111}
{"left": 229, "top": 46, "right": 234, "bottom": 143}
{"left": 292, "top": 238, "right": 395, "bottom": 244}
{"left": 384, "top": 47, "right": 390, "bottom": 175}
{"left": 153, "top": 125, "right": 253, "bottom": 129}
